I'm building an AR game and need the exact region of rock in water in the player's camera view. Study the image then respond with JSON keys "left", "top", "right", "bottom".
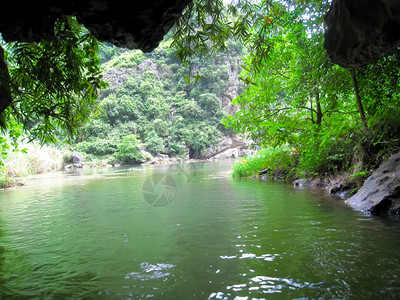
{"left": 346, "top": 152, "right": 400, "bottom": 215}
{"left": 70, "top": 152, "right": 83, "bottom": 164}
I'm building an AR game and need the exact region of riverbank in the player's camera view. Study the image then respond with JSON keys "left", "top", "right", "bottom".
{"left": 0, "top": 146, "right": 241, "bottom": 189}
{"left": 231, "top": 146, "right": 373, "bottom": 205}
{"left": 292, "top": 174, "right": 366, "bottom": 200}
{"left": 254, "top": 171, "right": 363, "bottom": 200}
{"left": 235, "top": 146, "right": 400, "bottom": 216}
{"left": 0, "top": 143, "right": 64, "bottom": 188}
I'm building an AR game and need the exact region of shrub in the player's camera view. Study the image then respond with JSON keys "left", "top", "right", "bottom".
{"left": 232, "top": 147, "right": 296, "bottom": 179}
{"left": 144, "top": 130, "right": 165, "bottom": 154}
{"left": 114, "top": 134, "right": 144, "bottom": 164}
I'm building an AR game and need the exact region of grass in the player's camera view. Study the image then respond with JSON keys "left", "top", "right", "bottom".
{"left": 0, "top": 143, "right": 64, "bottom": 188}
{"left": 232, "top": 147, "right": 297, "bottom": 179}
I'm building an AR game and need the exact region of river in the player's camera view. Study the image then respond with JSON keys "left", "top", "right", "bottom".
{"left": 0, "top": 161, "right": 400, "bottom": 299}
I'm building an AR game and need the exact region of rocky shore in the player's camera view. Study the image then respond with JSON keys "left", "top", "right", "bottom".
{"left": 292, "top": 152, "right": 400, "bottom": 216}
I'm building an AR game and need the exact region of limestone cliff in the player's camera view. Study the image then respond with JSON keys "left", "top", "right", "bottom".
{"left": 346, "top": 152, "right": 400, "bottom": 215}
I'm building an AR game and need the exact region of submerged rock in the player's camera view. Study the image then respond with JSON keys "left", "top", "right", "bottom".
{"left": 329, "top": 182, "right": 356, "bottom": 199}
{"left": 346, "top": 152, "right": 400, "bottom": 215}
{"left": 293, "top": 178, "right": 311, "bottom": 187}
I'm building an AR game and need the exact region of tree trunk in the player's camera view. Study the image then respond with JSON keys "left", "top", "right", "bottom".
{"left": 350, "top": 68, "right": 368, "bottom": 131}
{"left": 315, "top": 90, "right": 322, "bottom": 125}
{"left": 310, "top": 95, "right": 314, "bottom": 124}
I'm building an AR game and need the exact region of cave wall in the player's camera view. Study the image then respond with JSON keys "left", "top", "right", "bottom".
{"left": 0, "top": 0, "right": 192, "bottom": 52}
{"left": 324, "top": 0, "right": 400, "bottom": 68}
{"left": 2, "top": 0, "right": 400, "bottom": 72}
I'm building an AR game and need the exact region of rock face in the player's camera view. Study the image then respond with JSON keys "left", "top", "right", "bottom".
{"left": 64, "top": 151, "right": 84, "bottom": 169}
{"left": 205, "top": 135, "right": 256, "bottom": 160}
{"left": 324, "top": 0, "right": 400, "bottom": 68}
{"left": 0, "top": 0, "right": 191, "bottom": 52}
{"left": 346, "top": 152, "right": 400, "bottom": 215}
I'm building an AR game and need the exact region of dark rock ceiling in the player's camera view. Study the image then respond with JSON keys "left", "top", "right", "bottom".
{"left": 0, "top": 0, "right": 399, "bottom": 66}
{"left": 324, "top": 0, "right": 400, "bottom": 68}
{"left": 0, "top": 0, "right": 192, "bottom": 52}
{"left": 0, "top": 0, "right": 399, "bottom": 76}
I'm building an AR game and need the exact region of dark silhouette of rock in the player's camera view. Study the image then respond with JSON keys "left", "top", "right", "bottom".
{"left": 0, "top": 0, "right": 191, "bottom": 52}
{"left": 0, "top": 46, "right": 11, "bottom": 126}
{"left": 324, "top": 0, "right": 400, "bottom": 68}
{"left": 346, "top": 152, "right": 400, "bottom": 215}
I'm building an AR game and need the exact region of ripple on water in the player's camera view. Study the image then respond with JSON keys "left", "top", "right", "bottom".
{"left": 125, "top": 262, "right": 176, "bottom": 281}
{"left": 2, "top": 162, "right": 400, "bottom": 299}
{"left": 220, "top": 252, "right": 281, "bottom": 262}
{"left": 209, "top": 275, "right": 323, "bottom": 299}
{"left": 99, "top": 261, "right": 183, "bottom": 298}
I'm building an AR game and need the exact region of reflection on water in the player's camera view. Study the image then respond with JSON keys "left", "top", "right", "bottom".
{"left": 0, "top": 161, "right": 400, "bottom": 299}
{"left": 125, "top": 262, "right": 176, "bottom": 281}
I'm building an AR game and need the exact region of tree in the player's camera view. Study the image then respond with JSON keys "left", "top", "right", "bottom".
{"left": 220, "top": 1, "right": 367, "bottom": 175}
{"left": 144, "top": 130, "right": 165, "bottom": 154}
{"left": 0, "top": 16, "right": 106, "bottom": 163}
{"left": 114, "top": 134, "right": 144, "bottom": 164}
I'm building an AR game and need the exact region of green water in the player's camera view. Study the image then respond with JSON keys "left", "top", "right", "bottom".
{"left": 1, "top": 161, "right": 400, "bottom": 299}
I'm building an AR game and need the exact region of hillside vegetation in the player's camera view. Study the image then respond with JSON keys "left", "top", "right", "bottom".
{"left": 72, "top": 35, "right": 245, "bottom": 164}
{"left": 223, "top": 2, "right": 400, "bottom": 182}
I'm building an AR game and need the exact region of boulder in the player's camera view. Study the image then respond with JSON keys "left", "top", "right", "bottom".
{"left": 293, "top": 178, "right": 312, "bottom": 188}
{"left": 345, "top": 152, "right": 400, "bottom": 215}
{"left": 139, "top": 149, "right": 153, "bottom": 163}
{"left": 293, "top": 177, "right": 331, "bottom": 189}
{"left": 71, "top": 152, "right": 83, "bottom": 164}
{"left": 209, "top": 148, "right": 239, "bottom": 160}
{"left": 329, "top": 182, "right": 356, "bottom": 199}
{"left": 239, "top": 148, "right": 258, "bottom": 158}
{"left": 205, "top": 135, "right": 256, "bottom": 160}
{"left": 204, "top": 136, "right": 233, "bottom": 158}
{"left": 64, "top": 151, "right": 83, "bottom": 166}
{"left": 141, "top": 152, "right": 174, "bottom": 165}
{"left": 64, "top": 163, "right": 83, "bottom": 169}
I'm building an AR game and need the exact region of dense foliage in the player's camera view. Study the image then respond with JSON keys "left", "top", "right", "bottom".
{"left": 219, "top": 1, "right": 400, "bottom": 178}
{"left": 72, "top": 34, "right": 245, "bottom": 164}
{"left": 0, "top": 17, "right": 105, "bottom": 163}
{"left": 231, "top": 147, "right": 296, "bottom": 178}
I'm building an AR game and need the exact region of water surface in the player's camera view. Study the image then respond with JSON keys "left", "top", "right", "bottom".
{"left": 0, "top": 161, "right": 400, "bottom": 299}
